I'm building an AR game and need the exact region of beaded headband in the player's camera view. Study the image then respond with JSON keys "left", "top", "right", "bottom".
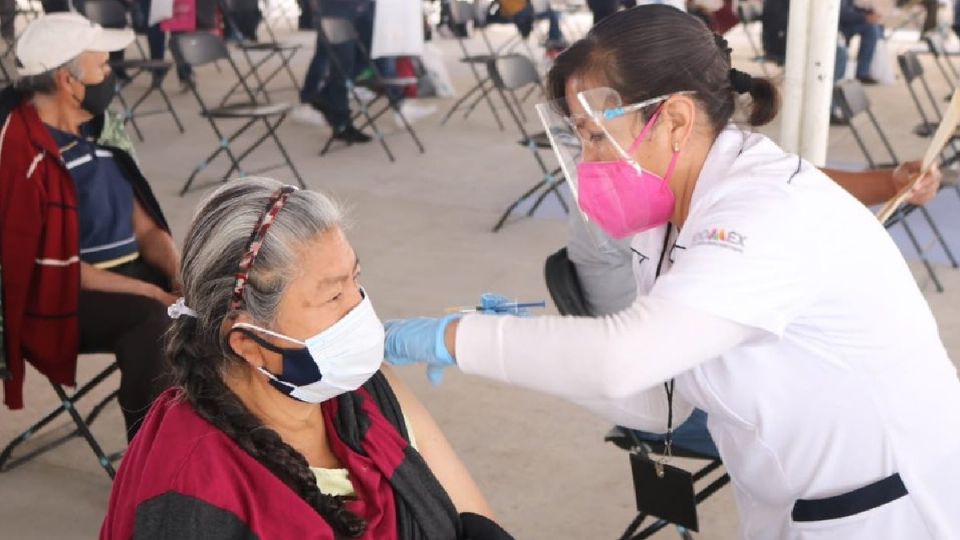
{"left": 228, "top": 185, "right": 298, "bottom": 312}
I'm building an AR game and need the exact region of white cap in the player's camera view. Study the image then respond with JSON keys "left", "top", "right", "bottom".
{"left": 16, "top": 13, "right": 134, "bottom": 77}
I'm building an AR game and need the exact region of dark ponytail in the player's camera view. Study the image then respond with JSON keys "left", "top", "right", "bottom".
{"left": 165, "top": 178, "right": 365, "bottom": 537}
{"left": 548, "top": 5, "right": 780, "bottom": 131}
{"left": 743, "top": 76, "right": 779, "bottom": 127}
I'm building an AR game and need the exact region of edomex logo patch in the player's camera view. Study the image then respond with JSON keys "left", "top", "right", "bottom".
{"left": 691, "top": 228, "right": 746, "bottom": 253}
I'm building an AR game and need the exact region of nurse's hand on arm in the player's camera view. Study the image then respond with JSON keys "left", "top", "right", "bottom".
{"left": 823, "top": 160, "right": 942, "bottom": 207}
{"left": 386, "top": 293, "right": 761, "bottom": 424}
{"left": 385, "top": 315, "right": 461, "bottom": 385}
{"left": 385, "top": 294, "right": 526, "bottom": 384}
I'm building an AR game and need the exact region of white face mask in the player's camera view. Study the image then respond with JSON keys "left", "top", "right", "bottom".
{"left": 230, "top": 289, "right": 385, "bottom": 404}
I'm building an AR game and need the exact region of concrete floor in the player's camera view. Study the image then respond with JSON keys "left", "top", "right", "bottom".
{"left": 2, "top": 9, "right": 960, "bottom": 539}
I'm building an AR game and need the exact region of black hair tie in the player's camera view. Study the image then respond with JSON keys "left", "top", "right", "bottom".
{"left": 714, "top": 33, "right": 733, "bottom": 57}
{"left": 729, "top": 68, "right": 754, "bottom": 94}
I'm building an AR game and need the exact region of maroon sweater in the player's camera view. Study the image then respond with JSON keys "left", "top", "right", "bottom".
{"left": 0, "top": 91, "right": 82, "bottom": 409}
{"left": 101, "top": 374, "right": 465, "bottom": 540}
{"left": 0, "top": 87, "right": 168, "bottom": 409}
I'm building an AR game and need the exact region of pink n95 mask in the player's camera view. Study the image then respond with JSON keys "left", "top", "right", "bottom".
{"left": 535, "top": 88, "right": 687, "bottom": 241}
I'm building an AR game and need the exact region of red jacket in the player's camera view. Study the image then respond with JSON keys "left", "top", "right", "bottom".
{"left": 0, "top": 88, "right": 169, "bottom": 409}
{"left": 0, "top": 91, "right": 81, "bottom": 409}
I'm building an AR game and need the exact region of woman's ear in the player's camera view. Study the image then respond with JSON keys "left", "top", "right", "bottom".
{"left": 224, "top": 314, "right": 266, "bottom": 369}
{"left": 227, "top": 330, "right": 267, "bottom": 369}
{"left": 662, "top": 95, "right": 697, "bottom": 150}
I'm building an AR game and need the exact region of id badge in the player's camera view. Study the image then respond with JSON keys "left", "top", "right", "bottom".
{"left": 629, "top": 452, "right": 699, "bottom": 532}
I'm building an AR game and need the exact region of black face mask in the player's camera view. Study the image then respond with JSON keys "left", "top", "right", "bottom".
{"left": 74, "top": 71, "right": 117, "bottom": 116}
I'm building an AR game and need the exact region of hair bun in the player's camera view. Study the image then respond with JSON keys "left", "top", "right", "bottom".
{"left": 729, "top": 68, "right": 754, "bottom": 94}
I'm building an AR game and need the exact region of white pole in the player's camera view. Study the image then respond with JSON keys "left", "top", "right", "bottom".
{"left": 798, "top": 0, "right": 841, "bottom": 166}
{"left": 779, "top": 0, "right": 810, "bottom": 154}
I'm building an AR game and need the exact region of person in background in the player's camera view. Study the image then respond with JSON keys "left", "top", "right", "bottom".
{"left": 293, "top": 0, "right": 435, "bottom": 134}
{"left": 294, "top": 0, "right": 374, "bottom": 142}
{"left": 0, "top": 14, "right": 176, "bottom": 439}
{"left": 586, "top": 0, "right": 636, "bottom": 26}
{"left": 486, "top": 0, "right": 566, "bottom": 56}
{"left": 838, "top": 0, "right": 882, "bottom": 85}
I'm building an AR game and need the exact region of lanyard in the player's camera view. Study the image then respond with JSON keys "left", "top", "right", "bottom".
{"left": 654, "top": 223, "right": 675, "bottom": 477}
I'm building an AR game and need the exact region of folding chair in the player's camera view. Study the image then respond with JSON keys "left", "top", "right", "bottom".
{"left": 219, "top": 0, "right": 302, "bottom": 105}
{"left": 171, "top": 32, "right": 305, "bottom": 195}
{"left": 0, "top": 359, "right": 122, "bottom": 479}
{"left": 441, "top": 0, "right": 507, "bottom": 130}
{"left": 543, "top": 247, "right": 730, "bottom": 540}
{"left": 316, "top": 17, "right": 425, "bottom": 162}
{"left": 0, "top": 34, "right": 12, "bottom": 85}
{"left": 83, "top": 0, "right": 185, "bottom": 142}
{"left": 486, "top": 54, "right": 568, "bottom": 232}
{"left": 833, "top": 79, "right": 958, "bottom": 292}
{"left": 258, "top": 0, "right": 297, "bottom": 33}
{"left": 899, "top": 50, "right": 956, "bottom": 139}
{"left": 921, "top": 32, "right": 959, "bottom": 93}
{"left": 0, "top": 0, "right": 43, "bottom": 84}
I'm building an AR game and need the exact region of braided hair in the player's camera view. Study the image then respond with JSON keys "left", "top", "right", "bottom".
{"left": 165, "top": 178, "right": 364, "bottom": 537}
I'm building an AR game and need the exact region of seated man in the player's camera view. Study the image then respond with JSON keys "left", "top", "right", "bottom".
{"left": 486, "top": 0, "right": 566, "bottom": 55}
{"left": 838, "top": 0, "right": 882, "bottom": 84}
{"left": 0, "top": 13, "right": 176, "bottom": 441}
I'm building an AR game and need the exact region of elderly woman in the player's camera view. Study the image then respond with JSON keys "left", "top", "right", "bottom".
{"left": 101, "top": 179, "right": 512, "bottom": 540}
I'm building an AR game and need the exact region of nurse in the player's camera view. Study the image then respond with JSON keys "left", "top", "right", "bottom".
{"left": 384, "top": 6, "right": 960, "bottom": 539}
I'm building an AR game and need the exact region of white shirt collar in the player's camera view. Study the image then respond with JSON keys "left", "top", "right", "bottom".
{"left": 687, "top": 125, "right": 752, "bottom": 214}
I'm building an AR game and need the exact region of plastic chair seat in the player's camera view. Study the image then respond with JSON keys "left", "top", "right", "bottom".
{"left": 237, "top": 40, "right": 301, "bottom": 52}
{"left": 355, "top": 76, "right": 418, "bottom": 92}
{"left": 521, "top": 131, "right": 553, "bottom": 149}
{"left": 604, "top": 410, "right": 721, "bottom": 460}
{"left": 461, "top": 54, "right": 495, "bottom": 64}
{"left": 112, "top": 59, "right": 171, "bottom": 72}
{"left": 205, "top": 102, "right": 291, "bottom": 118}
{"left": 378, "top": 76, "right": 419, "bottom": 87}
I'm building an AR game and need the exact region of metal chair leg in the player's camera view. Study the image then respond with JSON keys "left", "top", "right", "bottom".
{"left": 155, "top": 83, "right": 185, "bottom": 134}
{"left": 918, "top": 206, "right": 959, "bottom": 268}
{"left": 389, "top": 97, "right": 426, "bottom": 154}
{"left": 618, "top": 513, "right": 649, "bottom": 540}
{"left": 0, "top": 363, "right": 120, "bottom": 478}
{"left": 263, "top": 115, "right": 307, "bottom": 188}
{"left": 51, "top": 384, "right": 116, "bottom": 479}
{"left": 901, "top": 219, "right": 945, "bottom": 293}
{"left": 492, "top": 179, "right": 548, "bottom": 232}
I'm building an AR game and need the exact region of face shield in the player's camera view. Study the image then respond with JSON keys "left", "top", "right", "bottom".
{"left": 536, "top": 87, "right": 692, "bottom": 242}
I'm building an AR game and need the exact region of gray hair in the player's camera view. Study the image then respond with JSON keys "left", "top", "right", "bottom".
{"left": 164, "top": 177, "right": 366, "bottom": 536}
{"left": 172, "top": 177, "right": 343, "bottom": 363}
{"left": 16, "top": 56, "right": 85, "bottom": 95}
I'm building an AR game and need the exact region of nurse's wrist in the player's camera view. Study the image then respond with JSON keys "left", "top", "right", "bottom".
{"left": 444, "top": 318, "right": 460, "bottom": 362}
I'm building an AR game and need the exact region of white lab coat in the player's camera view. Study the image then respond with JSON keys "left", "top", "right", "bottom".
{"left": 457, "top": 128, "right": 960, "bottom": 539}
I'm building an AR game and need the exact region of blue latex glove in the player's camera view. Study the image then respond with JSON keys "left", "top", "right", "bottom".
{"left": 384, "top": 294, "right": 529, "bottom": 385}
{"left": 384, "top": 314, "right": 461, "bottom": 385}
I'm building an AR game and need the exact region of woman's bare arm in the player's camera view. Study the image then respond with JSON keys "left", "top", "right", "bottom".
{"left": 380, "top": 364, "right": 495, "bottom": 519}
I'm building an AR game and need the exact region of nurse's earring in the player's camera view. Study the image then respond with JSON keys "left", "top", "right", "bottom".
{"left": 673, "top": 142, "right": 680, "bottom": 153}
